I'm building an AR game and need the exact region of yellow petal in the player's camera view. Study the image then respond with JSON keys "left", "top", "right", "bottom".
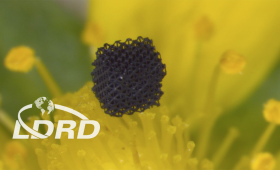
{"left": 89, "top": 0, "right": 280, "bottom": 117}
{"left": 194, "top": 1, "right": 280, "bottom": 111}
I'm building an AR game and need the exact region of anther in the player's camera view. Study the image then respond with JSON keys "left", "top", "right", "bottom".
{"left": 263, "top": 99, "right": 280, "bottom": 124}
{"left": 195, "top": 16, "right": 214, "bottom": 41}
{"left": 81, "top": 22, "right": 103, "bottom": 46}
{"left": 200, "top": 159, "right": 214, "bottom": 170}
{"left": 220, "top": 50, "right": 246, "bottom": 74}
{"left": 77, "top": 150, "right": 86, "bottom": 157}
{"left": 251, "top": 153, "right": 275, "bottom": 170}
{"left": 5, "top": 46, "right": 62, "bottom": 97}
{"left": 4, "top": 46, "right": 35, "bottom": 73}
{"left": 173, "top": 155, "right": 182, "bottom": 164}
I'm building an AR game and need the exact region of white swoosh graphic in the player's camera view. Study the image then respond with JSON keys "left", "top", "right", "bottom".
{"left": 54, "top": 104, "right": 89, "bottom": 120}
{"left": 18, "top": 104, "right": 89, "bottom": 138}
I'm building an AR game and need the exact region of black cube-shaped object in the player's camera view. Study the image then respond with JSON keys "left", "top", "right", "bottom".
{"left": 91, "top": 36, "right": 166, "bottom": 117}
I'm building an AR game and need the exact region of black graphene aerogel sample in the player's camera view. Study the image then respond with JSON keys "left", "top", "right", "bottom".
{"left": 91, "top": 36, "right": 166, "bottom": 117}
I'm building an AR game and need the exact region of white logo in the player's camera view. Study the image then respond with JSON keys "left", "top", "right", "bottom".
{"left": 13, "top": 97, "right": 100, "bottom": 139}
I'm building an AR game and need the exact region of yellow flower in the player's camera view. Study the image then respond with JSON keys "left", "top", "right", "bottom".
{"left": 15, "top": 84, "right": 275, "bottom": 170}
{"left": 27, "top": 82, "right": 202, "bottom": 170}
{"left": 2, "top": 0, "right": 280, "bottom": 170}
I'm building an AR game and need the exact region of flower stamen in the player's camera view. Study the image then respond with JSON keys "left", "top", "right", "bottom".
{"left": 81, "top": 22, "right": 103, "bottom": 47}
{"left": 212, "top": 127, "right": 239, "bottom": 167}
{"left": 196, "top": 65, "right": 221, "bottom": 160}
{"left": 35, "top": 58, "right": 62, "bottom": 97}
{"left": 0, "top": 109, "right": 15, "bottom": 133}
{"left": 251, "top": 99, "right": 280, "bottom": 157}
{"left": 263, "top": 99, "right": 280, "bottom": 124}
{"left": 220, "top": 50, "right": 246, "bottom": 74}
{"left": 3, "top": 141, "right": 27, "bottom": 170}
{"left": 251, "top": 153, "right": 276, "bottom": 170}
{"left": 195, "top": 16, "right": 214, "bottom": 41}
{"left": 203, "top": 65, "right": 221, "bottom": 113}
{"left": 5, "top": 46, "right": 62, "bottom": 97}
{"left": 251, "top": 124, "right": 276, "bottom": 157}
{"left": 161, "top": 115, "right": 176, "bottom": 155}
{"left": 4, "top": 46, "right": 35, "bottom": 73}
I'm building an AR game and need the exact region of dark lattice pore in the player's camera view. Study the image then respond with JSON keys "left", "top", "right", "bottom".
{"left": 91, "top": 36, "right": 166, "bottom": 117}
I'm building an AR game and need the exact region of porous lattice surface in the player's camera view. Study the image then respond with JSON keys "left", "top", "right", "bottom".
{"left": 91, "top": 36, "right": 166, "bottom": 117}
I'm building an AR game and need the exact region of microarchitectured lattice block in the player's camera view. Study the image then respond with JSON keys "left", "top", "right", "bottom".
{"left": 91, "top": 36, "right": 166, "bottom": 117}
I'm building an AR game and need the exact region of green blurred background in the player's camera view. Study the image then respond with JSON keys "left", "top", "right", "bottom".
{"left": 0, "top": 0, "right": 90, "bottom": 118}
{"left": 1, "top": 0, "right": 280, "bottom": 168}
